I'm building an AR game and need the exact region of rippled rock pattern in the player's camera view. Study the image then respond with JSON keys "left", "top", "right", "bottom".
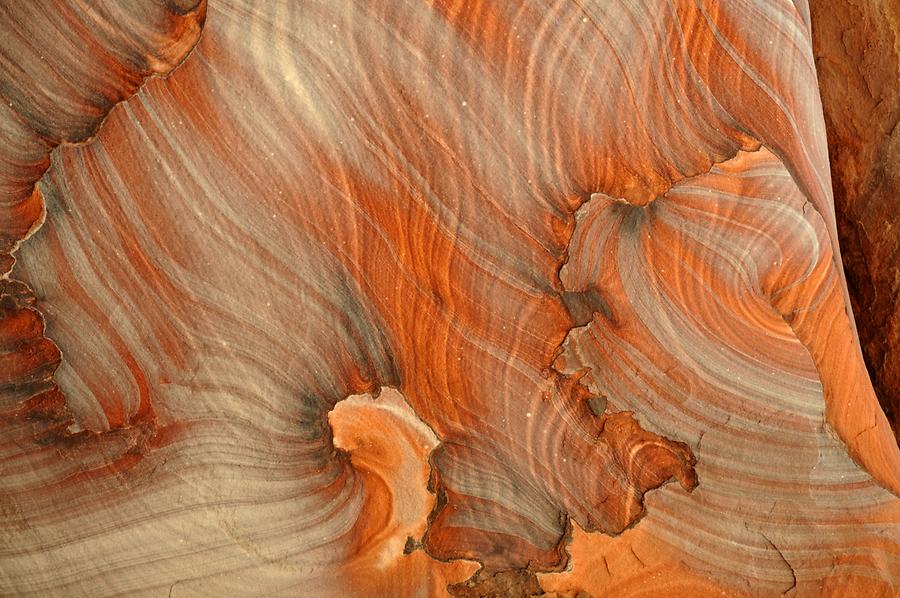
{"left": 1, "top": 1, "right": 898, "bottom": 596}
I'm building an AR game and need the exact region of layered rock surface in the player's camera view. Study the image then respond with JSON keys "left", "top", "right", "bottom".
{"left": 1, "top": 1, "right": 898, "bottom": 596}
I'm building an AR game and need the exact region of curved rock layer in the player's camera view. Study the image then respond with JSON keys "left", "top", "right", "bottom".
{"left": 548, "top": 147, "right": 900, "bottom": 596}
{"left": 0, "top": 1, "right": 898, "bottom": 596}
{"left": 0, "top": 0, "right": 206, "bottom": 258}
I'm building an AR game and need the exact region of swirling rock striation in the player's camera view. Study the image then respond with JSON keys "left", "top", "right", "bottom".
{"left": 0, "top": 1, "right": 898, "bottom": 596}
{"left": 0, "top": 0, "right": 207, "bottom": 457}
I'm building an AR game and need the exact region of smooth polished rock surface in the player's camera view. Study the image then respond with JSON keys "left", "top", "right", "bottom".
{"left": 1, "top": 1, "right": 898, "bottom": 596}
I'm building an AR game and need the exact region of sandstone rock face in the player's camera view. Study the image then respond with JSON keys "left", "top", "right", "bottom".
{"left": 810, "top": 0, "right": 900, "bottom": 443}
{"left": 1, "top": 1, "right": 898, "bottom": 596}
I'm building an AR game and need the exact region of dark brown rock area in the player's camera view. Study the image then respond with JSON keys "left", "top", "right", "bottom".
{"left": 810, "top": 0, "right": 900, "bottom": 442}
